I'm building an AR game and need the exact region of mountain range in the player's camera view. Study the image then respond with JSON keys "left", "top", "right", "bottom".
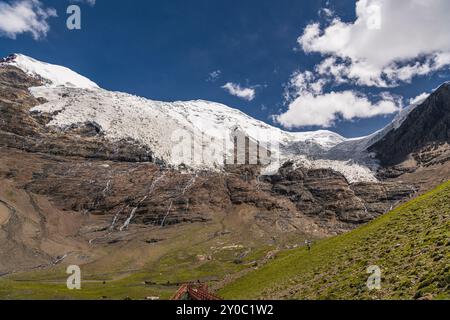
{"left": 0, "top": 54, "right": 449, "bottom": 299}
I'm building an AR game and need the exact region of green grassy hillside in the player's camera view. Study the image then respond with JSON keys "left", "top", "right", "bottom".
{"left": 219, "top": 181, "right": 450, "bottom": 300}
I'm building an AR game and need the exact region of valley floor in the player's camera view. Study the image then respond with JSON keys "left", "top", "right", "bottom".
{"left": 1, "top": 182, "right": 448, "bottom": 300}
{"left": 0, "top": 181, "right": 306, "bottom": 300}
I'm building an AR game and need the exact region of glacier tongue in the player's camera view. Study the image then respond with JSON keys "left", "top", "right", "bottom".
{"left": 29, "top": 85, "right": 378, "bottom": 182}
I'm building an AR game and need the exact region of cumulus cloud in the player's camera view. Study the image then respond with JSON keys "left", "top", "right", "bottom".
{"left": 0, "top": 0, "right": 57, "bottom": 40}
{"left": 298, "top": 0, "right": 450, "bottom": 87}
{"left": 275, "top": 90, "right": 400, "bottom": 128}
{"left": 283, "top": 70, "right": 326, "bottom": 101}
{"left": 274, "top": 0, "right": 450, "bottom": 129}
{"left": 276, "top": 69, "right": 401, "bottom": 128}
{"left": 222, "top": 82, "right": 256, "bottom": 101}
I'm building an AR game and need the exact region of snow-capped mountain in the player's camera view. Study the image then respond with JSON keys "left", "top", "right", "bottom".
{"left": 0, "top": 54, "right": 416, "bottom": 182}
{"left": 325, "top": 102, "right": 421, "bottom": 166}
{"left": 1, "top": 56, "right": 423, "bottom": 277}
{"left": 1, "top": 54, "right": 99, "bottom": 89}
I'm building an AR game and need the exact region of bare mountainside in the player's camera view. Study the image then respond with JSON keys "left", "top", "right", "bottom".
{"left": 0, "top": 54, "right": 449, "bottom": 299}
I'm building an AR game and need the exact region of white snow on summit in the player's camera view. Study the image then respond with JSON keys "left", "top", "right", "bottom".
{"left": 1, "top": 54, "right": 99, "bottom": 89}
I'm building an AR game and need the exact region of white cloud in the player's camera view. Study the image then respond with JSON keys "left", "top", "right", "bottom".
{"left": 275, "top": 90, "right": 400, "bottom": 128}
{"left": 274, "top": 0, "right": 449, "bottom": 129}
{"left": 222, "top": 82, "right": 256, "bottom": 101}
{"left": 299, "top": 0, "right": 450, "bottom": 87}
{"left": 276, "top": 69, "right": 401, "bottom": 128}
{"left": 284, "top": 70, "right": 326, "bottom": 101}
{"left": 318, "top": 7, "right": 334, "bottom": 19}
{"left": 0, "top": 0, "right": 57, "bottom": 40}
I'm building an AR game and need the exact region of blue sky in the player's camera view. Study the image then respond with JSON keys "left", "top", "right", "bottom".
{"left": 1, "top": 0, "right": 449, "bottom": 137}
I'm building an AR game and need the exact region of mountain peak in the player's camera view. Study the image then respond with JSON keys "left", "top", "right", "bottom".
{"left": 0, "top": 53, "right": 18, "bottom": 63}
{"left": 368, "top": 79, "right": 450, "bottom": 166}
{"left": 0, "top": 53, "right": 99, "bottom": 90}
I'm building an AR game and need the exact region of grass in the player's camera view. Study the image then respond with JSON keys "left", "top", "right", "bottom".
{"left": 0, "top": 222, "right": 275, "bottom": 300}
{"left": 219, "top": 181, "right": 450, "bottom": 300}
{"left": 0, "top": 277, "right": 175, "bottom": 300}
{"left": 0, "top": 250, "right": 248, "bottom": 300}
{"left": 0, "top": 258, "right": 243, "bottom": 300}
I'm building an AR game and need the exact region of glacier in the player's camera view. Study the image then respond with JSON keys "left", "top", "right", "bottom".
{"left": 1, "top": 54, "right": 412, "bottom": 183}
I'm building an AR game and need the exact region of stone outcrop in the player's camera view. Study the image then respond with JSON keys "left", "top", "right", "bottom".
{"left": 261, "top": 162, "right": 415, "bottom": 231}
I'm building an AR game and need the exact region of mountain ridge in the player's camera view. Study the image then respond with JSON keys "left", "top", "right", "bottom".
{"left": 369, "top": 82, "right": 450, "bottom": 166}
{"left": 0, "top": 53, "right": 427, "bottom": 182}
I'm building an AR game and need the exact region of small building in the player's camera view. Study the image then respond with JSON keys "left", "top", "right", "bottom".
{"left": 171, "top": 283, "right": 222, "bottom": 300}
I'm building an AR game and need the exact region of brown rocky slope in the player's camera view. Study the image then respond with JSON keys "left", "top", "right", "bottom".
{"left": 0, "top": 64, "right": 443, "bottom": 279}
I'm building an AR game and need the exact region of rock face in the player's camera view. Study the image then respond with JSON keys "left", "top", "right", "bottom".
{"left": 369, "top": 83, "right": 450, "bottom": 166}
{"left": 0, "top": 149, "right": 415, "bottom": 238}
{"left": 262, "top": 162, "right": 414, "bottom": 230}
{"left": 0, "top": 59, "right": 444, "bottom": 274}
{"left": 0, "top": 65, "right": 414, "bottom": 233}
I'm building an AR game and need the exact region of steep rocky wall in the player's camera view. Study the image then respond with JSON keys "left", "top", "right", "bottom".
{"left": 0, "top": 148, "right": 416, "bottom": 236}
{"left": 369, "top": 83, "right": 450, "bottom": 166}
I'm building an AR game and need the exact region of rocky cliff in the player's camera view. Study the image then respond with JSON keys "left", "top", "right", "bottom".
{"left": 369, "top": 82, "right": 450, "bottom": 166}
